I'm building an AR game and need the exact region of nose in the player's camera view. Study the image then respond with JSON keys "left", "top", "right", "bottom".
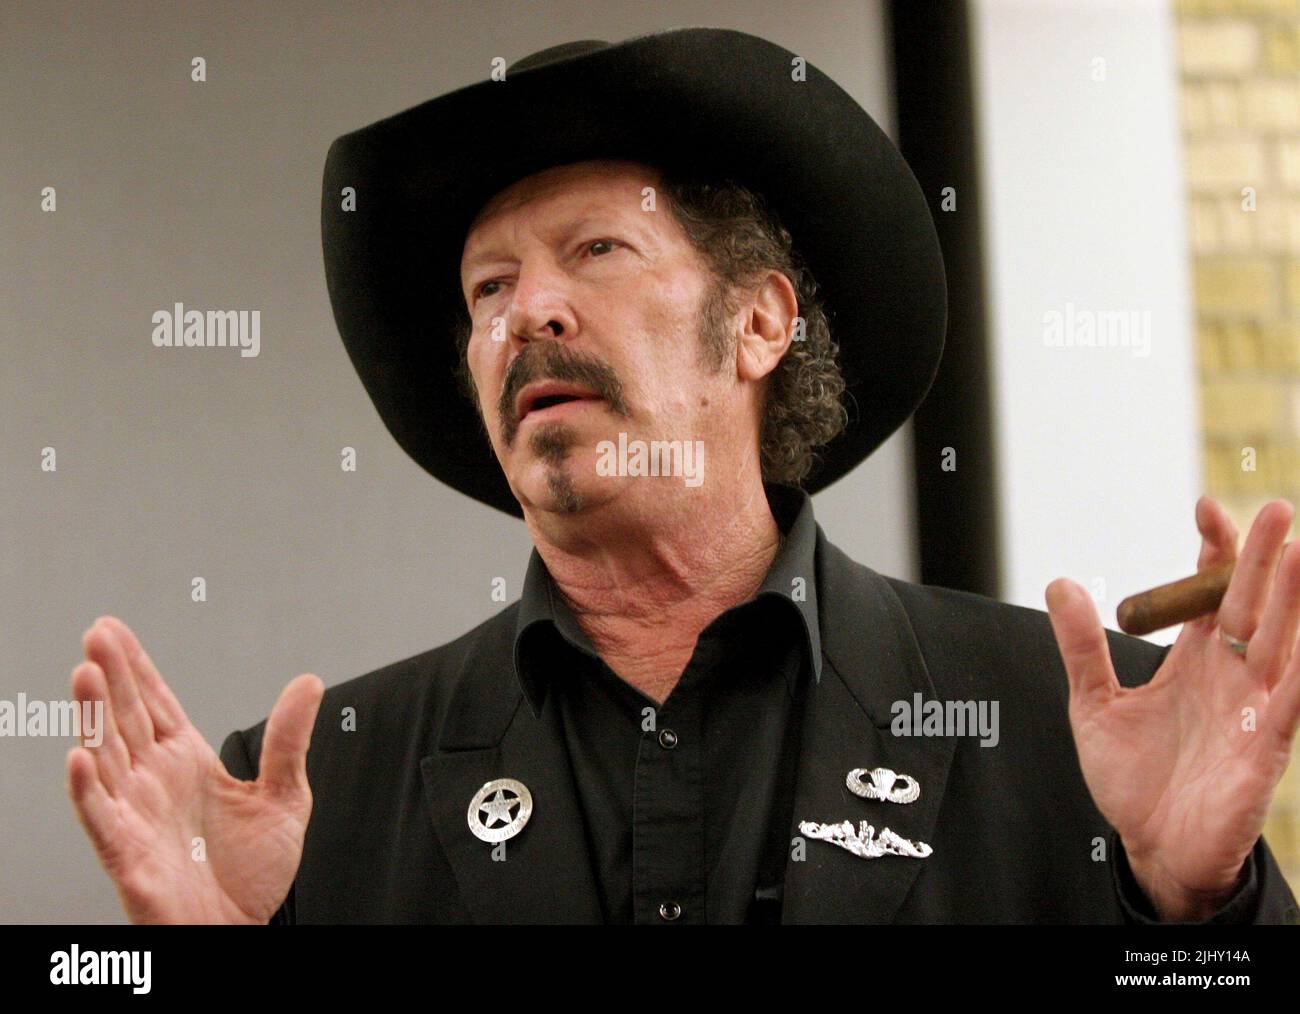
{"left": 505, "top": 262, "right": 578, "bottom": 350}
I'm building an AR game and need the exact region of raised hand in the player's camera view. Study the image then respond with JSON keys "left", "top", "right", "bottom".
{"left": 1045, "top": 496, "right": 1300, "bottom": 920}
{"left": 65, "top": 616, "right": 324, "bottom": 924}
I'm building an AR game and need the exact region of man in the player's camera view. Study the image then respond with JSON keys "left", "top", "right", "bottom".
{"left": 67, "top": 28, "right": 1300, "bottom": 924}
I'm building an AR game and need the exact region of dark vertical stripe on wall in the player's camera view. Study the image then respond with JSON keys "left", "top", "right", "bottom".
{"left": 887, "top": 0, "right": 1000, "bottom": 598}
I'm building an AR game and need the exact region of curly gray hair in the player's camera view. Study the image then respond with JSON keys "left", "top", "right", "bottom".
{"left": 656, "top": 168, "right": 847, "bottom": 486}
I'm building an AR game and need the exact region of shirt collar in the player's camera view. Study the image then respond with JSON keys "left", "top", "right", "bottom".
{"left": 512, "top": 482, "right": 823, "bottom": 715}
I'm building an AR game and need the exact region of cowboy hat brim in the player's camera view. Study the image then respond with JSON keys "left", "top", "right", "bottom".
{"left": 322, "top": 26, "right": 947, "bottom": 518}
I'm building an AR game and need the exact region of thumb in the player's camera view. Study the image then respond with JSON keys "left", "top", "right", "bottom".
{"left": 258, "top": 673, "right": 325, "bottom": 797}
{"left": 1045, "top": 578, "right": 1118, "bottom": 706}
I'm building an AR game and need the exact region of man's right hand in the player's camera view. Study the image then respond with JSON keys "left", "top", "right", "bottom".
{"left": 65, "top": 616, "right": 324, "bottom": 924}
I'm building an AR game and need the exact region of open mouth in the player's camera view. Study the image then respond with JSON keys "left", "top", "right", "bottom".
{"left": 522, "top": 395, "right": 602, "bottom": 423}
{"left": 516, "top": 383, "right": 604, "bottom": 422}
{"left": 530, "top": 393, "right": 586, "bottom": 412}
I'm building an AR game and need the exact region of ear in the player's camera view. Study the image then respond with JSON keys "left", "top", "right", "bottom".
{"left": 736, "top": 269, "right": 798, "bottom": 382}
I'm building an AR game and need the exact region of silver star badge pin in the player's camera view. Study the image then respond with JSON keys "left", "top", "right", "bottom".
{"left": 467, "top": 778, "right": 533, "bottom": 844}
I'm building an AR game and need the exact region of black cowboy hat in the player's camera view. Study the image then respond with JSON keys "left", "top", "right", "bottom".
{"left": 321, "top": 26, "right": 947, "bottom": 519}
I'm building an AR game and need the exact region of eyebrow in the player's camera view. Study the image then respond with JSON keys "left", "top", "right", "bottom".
{"left": 461, "top": 212, "right": 639, "bottom": 277}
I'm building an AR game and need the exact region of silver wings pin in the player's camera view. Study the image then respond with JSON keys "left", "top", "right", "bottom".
{"left": 800, "top": 766, "right": 933, "bottom": 860}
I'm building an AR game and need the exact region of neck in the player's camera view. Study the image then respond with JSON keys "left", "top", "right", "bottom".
{"left": 527, "top": 478, "right": 783, "bottom": 704}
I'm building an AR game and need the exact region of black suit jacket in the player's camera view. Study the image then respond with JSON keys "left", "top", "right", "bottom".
{"left": 219, "top": 525, "right": 1299, "bottom": 923}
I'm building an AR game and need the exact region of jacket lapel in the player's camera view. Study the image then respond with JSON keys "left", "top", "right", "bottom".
{"left": 419, "top": 617, "right": 602, "bottom": 924}
{"left": 782, "top": 529, "right": 968, "bottom": 923}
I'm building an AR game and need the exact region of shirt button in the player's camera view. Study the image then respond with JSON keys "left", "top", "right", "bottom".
{"left": 658, "top": 728, "right": 678, "bottom": 749}
{"left": 659, "top": 901, "right": 682, "bottom": 922}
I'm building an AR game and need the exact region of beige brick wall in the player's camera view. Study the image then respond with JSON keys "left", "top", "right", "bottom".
{"left": 1176, "top": 0, "right": 1300, "bottom": 886}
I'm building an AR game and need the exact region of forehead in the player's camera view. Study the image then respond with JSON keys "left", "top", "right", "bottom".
{"left": 461, "top": 159, "right": 662, "bottom": 266}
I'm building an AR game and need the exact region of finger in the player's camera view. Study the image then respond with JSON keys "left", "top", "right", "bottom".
{"left": 1046, "top": 578, "right": 1119, "bottom": 705}
{"left": 99, "top": 616, "right": 187, "bottom": 737}
{"left": 1196, "top": 494, "right": 1239, "bottom": 572}
{"left": 83, "top": 617, "right": 156, "bottom": 755}
{"left": 1266, "top": 642, "right": 1300, "bottom": 750}
{"left": 1216, "top": 500, "right": 1294, "bottom": 643}
{"left": 1247, "top": 540, "right": 1300, "bottom": 688}
{"left": 71, "top": 660, "right": 130, "bottom": 793}
{"left": 66, "top": 746, "right": 119, "bottom": 855}
{"left": 257, "top": 674, "right": 325, "bottom": 798}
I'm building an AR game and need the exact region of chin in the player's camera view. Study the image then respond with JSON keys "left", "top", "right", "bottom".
{"left": 509, "top": 452, "right": 589, "bottom": 517}
{"left": 516, "top": 459, "right": 633, "bottom": 517}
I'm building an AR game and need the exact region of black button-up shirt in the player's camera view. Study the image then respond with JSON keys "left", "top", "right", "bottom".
{"left": 512, "top": 482, "right": 822, "bottom": 924}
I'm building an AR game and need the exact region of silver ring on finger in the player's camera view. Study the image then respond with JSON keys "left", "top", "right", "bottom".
{"left": 1219, "top": 628, "right": 1250, "bottom": 657}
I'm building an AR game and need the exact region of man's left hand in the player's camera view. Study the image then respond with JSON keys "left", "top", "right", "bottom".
{"left": 1046, "top": 495, "right": 1300, "bottom": 921}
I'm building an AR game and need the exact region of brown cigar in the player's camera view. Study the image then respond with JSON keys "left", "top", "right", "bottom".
{"left": 1116, "top": 561, "right": 1235, "bottom": 636}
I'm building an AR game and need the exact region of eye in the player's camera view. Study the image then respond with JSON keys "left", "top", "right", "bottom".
{"left": 584, "top": 238, "right": 621, "bottom": 257}
{"left": 473, "top": 279, "right": 502, "bottom": 303}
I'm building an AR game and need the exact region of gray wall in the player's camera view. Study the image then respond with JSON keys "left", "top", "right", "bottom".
{"left": 1, "top": 1, "right": 913, "bottom": 922}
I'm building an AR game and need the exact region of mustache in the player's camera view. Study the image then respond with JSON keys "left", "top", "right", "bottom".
{"left": 499, "top": 343, "right": 628, "bottom": 443}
